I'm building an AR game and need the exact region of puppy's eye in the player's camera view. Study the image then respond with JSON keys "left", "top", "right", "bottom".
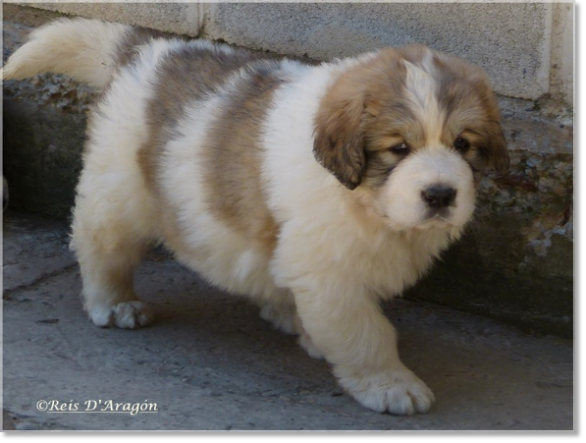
{"left": 388, "top": 143, "right": 410, "bottom": 155}
{"left": 454, "top": 137, "right": 471, "bottom": 153}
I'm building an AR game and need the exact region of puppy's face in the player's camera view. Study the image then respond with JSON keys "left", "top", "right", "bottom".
{"left": 314, "top": 45, "right": 509, "bottom": 231}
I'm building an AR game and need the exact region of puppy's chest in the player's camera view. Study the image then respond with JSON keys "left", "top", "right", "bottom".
{"left": 360, "top": 231, "right": 445, "bottom": 296}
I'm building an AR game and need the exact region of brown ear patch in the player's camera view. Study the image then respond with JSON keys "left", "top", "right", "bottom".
{"left": 471, "top": 87, "right": 510, "bottom": 175}
{"left": 434, "top": 51, "right": 510, "bottom": 175}
{"left": 313, "top": 49, "right": 411, "bottom": 190}
{"left": 483, "top": 120, "right": 510, "bottom": 174}
{"left": 313, "top": 111, "right": 365, "bottom": 190}
{"left": 313, "top": 72, "right": 367, "bottom": 190}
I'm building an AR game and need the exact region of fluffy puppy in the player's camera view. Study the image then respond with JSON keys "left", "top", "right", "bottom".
{"left": 4, "top": 18, "right": 509, "bottom": 415}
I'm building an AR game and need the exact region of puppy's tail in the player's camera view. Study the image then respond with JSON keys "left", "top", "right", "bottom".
{"left": 2, "top": 18, "right": 132, "bottom": 89}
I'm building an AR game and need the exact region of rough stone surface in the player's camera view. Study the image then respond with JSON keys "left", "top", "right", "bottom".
{"left": 21, "top": 2, "right": 566, "bottom": 102}
{"left": 3, "top": 79, "right": 91, "bottom": 219}
{"left": 2, "top": 212, "right": 574, "bottom": 431}
{"left": 1, "top": 8, "right": 573, "bottom": 337}
{"left": 30, "top": 2, "right": 203, "bottom": 37}
{"left": 2, "top": 3, "right": 63, "bottom": 28}
{"left": 204, "top": 2, "right": 552, "bottom": 100}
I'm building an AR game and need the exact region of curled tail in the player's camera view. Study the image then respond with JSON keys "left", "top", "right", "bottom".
{"left": 2, "top": 18, "right": 132, "bottom": 88}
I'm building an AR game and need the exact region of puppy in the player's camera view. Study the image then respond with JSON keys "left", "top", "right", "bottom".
{"left": 4, "top": 18, "right": 509, "bottom": 415}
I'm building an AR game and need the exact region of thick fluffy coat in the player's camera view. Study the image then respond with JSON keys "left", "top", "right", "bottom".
{"left": 4, "top": 18, "right": 509, "bottom": 415}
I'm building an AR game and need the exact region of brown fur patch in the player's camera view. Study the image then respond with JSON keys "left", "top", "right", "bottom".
{"left": 135, "top": 39, "right": 285, "bottom": 253}
{"left": 314, "top": 48, "right": 430, "bottom": 189}
{"left": 138, "top": 43, "right": 262, "bottom": 189}
{"left": 433, "top": 51, "right": 509, "bottom": 174}
{"left": 312, "top": 72, "right": 367, "bottom": 190}
{"left": 115, "top": 27, "right": 184, "bottom": 68}
{"left": 201, "top": 61, "right": 286, "bottom": 252}
{"left": 363, "top": 150, "right": 398, "bottom": 188}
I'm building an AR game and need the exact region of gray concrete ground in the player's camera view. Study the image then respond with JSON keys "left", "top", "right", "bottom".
{"left": 2, "top": 211, "right": 574, "bottom": 431}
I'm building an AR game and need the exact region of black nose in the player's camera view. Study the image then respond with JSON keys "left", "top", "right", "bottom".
{"left": 421, "top": 185, "right": 457, "bottom": 209}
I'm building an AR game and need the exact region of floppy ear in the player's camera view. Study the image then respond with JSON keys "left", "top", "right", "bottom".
{"left": 313, "top": 79, "right": 366, "bottom": 190}
{"left": 485, "top": 121, "right": 510, "bottom": 174}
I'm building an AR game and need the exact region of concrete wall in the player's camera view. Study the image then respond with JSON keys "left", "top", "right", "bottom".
{"left": 550, "top": 2, "right": 574, "bottom": 105}
{"left": 22, "top": 1, "right": 573, "bottom": 106}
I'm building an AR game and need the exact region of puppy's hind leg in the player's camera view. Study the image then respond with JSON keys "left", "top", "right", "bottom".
{"left": 77, "top": 241, "right": 152, "bottom": 329}
{"left": 71, "top": 173, "right": 157, "bottom": 329}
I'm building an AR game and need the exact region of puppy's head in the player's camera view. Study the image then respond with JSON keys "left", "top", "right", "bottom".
{"left": 313, "top": 44, "right": 508, "bottom": 231}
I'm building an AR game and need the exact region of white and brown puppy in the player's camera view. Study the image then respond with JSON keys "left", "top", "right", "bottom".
{"left": 4, "top": 19, "right": 509, "bottom": 415}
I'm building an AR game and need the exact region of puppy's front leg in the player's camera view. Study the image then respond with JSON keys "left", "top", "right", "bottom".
{"left": 294, "top": 285, "right": 434, "bottom": 415}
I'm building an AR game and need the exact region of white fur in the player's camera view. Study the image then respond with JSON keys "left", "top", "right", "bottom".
{"left": 3, "top": 18, "right": 130, "bottom": 88}
{"left": 5, "top": 19, "right": 484, "bottom": 415}
{"left": 380, "top": 147, "right": 475, "bottom": 231}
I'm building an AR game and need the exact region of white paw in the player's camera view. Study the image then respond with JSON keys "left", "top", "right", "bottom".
{"left": 337, "top": 367, "right": 434, "bottom": 415}
{"left": 259, "top": 302, "right": 296, "bottom": 335}
{"left": 88, "top": 301, "right": 154, "bottom": 329}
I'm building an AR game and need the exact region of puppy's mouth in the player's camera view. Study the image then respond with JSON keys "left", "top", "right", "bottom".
{"left": 424, "top": 207, "right": 452, "bottom": 223}
{"left": 381, "top": 209, "right": 455, "bottom": 232}
{"left": 416, "top": 211, "right": 455, "bottom": 230}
